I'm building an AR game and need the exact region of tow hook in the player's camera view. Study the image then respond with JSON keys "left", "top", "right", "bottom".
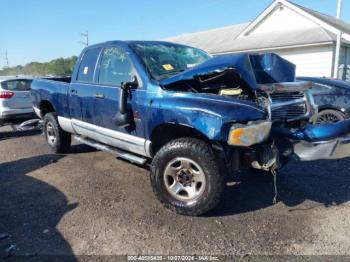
{"left": 251, "top": 144, "right": 278, "bottom": 171}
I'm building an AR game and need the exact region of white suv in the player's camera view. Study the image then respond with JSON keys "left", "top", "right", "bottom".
{"left": 0, "top": 77, "right": 35, "bottom": 125}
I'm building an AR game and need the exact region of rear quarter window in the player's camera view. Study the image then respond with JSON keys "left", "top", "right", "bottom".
{"left": 1, "top": 80, "right": 32, "bottom": 91}
{"left": 77, "top": 47, "right": 102, "bottom": 82}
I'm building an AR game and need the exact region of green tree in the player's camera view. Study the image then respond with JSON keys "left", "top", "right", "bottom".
{"left": 0, "top": 56, "right": 78, "bottom": 77}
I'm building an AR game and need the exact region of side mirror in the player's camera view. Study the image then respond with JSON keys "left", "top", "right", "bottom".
{"left": 123, "top": 76, "right": 139, "bottom": 90}
{"left": 114, "top": 76, "right": 138, "bottom": 127}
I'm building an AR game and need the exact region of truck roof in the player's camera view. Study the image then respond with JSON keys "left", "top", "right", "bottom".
{"left": 83, "top": 40, "right": 195, "bottom": 50}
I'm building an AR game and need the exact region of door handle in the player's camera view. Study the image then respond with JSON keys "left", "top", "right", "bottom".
{"left": 70, "top": 89, "right": 77, "bottom": 94}
{"left": 94, "top": 93, "right": 105, "bottom": 99}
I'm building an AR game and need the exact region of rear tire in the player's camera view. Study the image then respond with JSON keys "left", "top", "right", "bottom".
{"left": 317, "top": 109, "right": 345, "bottom": 124}
{"left": 43, "top": 113, "right": 71, "bottom": 153}
{"left": 150, "top": 138, "right": 224, "bottom": 216}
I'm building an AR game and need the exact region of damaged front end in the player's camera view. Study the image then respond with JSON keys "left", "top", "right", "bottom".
{"left": 160, "top": 52, "right": 350, "bottom": 169}
{"left": 160, "top": 53, "right": 318, "bottom": 124}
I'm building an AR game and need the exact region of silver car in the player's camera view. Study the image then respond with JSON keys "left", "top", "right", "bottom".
{"left": 0, "top": 77, "right": 35, "bottom": 125}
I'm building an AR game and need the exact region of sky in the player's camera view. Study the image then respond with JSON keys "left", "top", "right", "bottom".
{"left": 1, "top": 0, "right": 349, "bottom": 67}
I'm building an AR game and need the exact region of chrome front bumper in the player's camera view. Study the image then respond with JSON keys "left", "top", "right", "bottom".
{"left": 293, "top": 135, "right": 350, "bottom": 161}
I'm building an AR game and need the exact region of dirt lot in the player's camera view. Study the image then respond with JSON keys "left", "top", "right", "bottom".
{"left": 1, "top": 126, "right": 350, "bottom": 258}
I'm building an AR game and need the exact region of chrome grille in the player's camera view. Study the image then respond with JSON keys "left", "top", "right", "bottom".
{"left": 270, "top": 91, "right": 304, "bottom": 101}
{"left": 270, "top": 91, "right": 307, "bottom": 121}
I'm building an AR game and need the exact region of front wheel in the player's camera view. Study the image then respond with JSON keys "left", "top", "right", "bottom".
{"left": 43, "top": 113, "right": 71, "bottom": 153}
{"left": 150, "top": 138, "right": 224, "bottom": 216}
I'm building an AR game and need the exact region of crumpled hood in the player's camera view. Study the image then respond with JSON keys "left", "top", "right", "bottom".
{"left": 160, "top": 53, "right": 296, "bottom": 90}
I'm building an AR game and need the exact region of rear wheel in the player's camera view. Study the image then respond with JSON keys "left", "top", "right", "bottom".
{"left": 150, "top": 138, "right": 224, "bottom": 216}
{"left": 317, "top": 109, "right": 345, "bottom": 124}
{"left": 43, "top": 113, "right": 71, "bottom": 153}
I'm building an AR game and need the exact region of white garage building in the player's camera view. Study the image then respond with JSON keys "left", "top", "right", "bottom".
{"left": 165, "top": 0, "right": 350, "bottom": 80}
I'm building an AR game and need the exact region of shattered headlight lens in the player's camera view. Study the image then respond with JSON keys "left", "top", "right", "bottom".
{"left": 228, "top": 121, "right": 272, "bottom": 147}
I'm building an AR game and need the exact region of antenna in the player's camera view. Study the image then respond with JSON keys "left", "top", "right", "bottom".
{"left": 79, "top": 30, "right": 89, "bottom": 47}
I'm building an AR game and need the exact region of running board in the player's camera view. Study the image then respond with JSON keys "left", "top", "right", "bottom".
{"left": 73, "top": 135, "right": 147, "bottom": 165}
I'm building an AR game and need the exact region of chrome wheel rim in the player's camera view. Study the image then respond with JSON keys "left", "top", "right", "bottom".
{"left": 317, "top": 112, "right": 342, "bottom": 124}
{"left": 46, "top": 122, "right": 56, "bottom": 146}
{"left": 163, "top": 157, "right": 206, "bottom": 204}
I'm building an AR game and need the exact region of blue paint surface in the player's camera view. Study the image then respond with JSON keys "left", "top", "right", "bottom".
{"left": 31, "top": 40, "right": 350, "bottom": 145}
{"left": 273, "top": 119, "right": 350, "bottom": 142}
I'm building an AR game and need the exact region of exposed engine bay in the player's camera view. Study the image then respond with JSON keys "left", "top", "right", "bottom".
{"left": 163, "top": 67, "right": 251, "bottom": 98}
{"left": 160, "top": 53, "right": 317, "bottom": 125}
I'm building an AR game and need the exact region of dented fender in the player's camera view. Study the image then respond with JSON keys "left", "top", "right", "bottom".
{"left": 145, "top": 90, "right": 268, "bottom": 141}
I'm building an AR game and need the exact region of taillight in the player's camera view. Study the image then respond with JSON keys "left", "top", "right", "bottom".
{"left": 0, "top": 91, "right": 15, "bottom": 99}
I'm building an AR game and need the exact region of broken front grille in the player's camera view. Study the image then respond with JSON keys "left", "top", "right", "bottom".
{"left": 270, "top": 91, "right": 307, "bottom": 121}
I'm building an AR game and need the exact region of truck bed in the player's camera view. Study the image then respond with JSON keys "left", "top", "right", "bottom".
{"left": 31, "top": 78, "right": 71, "bottom": 118}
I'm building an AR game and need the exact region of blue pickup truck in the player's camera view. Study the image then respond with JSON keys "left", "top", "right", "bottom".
{"left": 31, "top": 41, "right": 350, "bottom": 215}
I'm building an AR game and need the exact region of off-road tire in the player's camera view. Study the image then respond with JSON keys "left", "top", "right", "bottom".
{"left": 43, "top": 113, "right": 71, "bottom": 153}
{"left": 150, "top": 138, "right": 224, "bottom": 216}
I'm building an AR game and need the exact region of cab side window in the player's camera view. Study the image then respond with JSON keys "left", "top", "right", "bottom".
{"left": 98, "top": 47, "right": 133, "bottom": 86}
{"left": 77, "top": 47, "right": 101, "bottom": 82}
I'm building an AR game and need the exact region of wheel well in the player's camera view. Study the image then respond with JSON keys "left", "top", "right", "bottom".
{"left": 150, "top": 124, "right": 210, "bottom": 156}
{"left": 40, "top": 100, "right": 55, "bottom": 116}
{"left": 318, "top": 107, "right": 346, "bottom": 116}
{"left": 318, "top": 105, "right": 344, "bottom": 113}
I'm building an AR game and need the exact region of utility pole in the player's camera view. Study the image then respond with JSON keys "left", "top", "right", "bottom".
{"left": 333, "top": 0, "right": 342, "bottom": 79}
{"left": 79, "top": 30, "right": 89, "bottom": 47}
{"left": 2, "top": 50, "right": 9, "bottom": 68}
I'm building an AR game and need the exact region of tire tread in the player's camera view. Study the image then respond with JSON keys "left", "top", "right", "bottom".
{"left": 150, "top": 138, "right": 224, "bottom": 216}
{"left": 43, "top": 113, "right": 71, "bottom": 153}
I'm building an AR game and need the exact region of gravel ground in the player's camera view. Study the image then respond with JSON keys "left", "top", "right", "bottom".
{"left": 0, "top": 126, "right": 350, "bottom": 259}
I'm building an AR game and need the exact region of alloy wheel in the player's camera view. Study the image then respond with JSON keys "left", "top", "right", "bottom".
{"left": 163, "top": 157, "right": 206, "bottom": 204}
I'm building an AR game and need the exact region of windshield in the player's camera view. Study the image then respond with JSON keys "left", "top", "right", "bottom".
{"left": 130, "top": 42, "right": 211, "bottom": 81}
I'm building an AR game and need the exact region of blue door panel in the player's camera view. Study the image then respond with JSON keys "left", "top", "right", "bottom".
{"left": 93, "top": 86, "right": 119, "bottom": 128}
{"left": 69, "top": 82, "right": 98, "bottom": 125}
{"left": 94, "top": 86, "right": 145, "bottom": 137}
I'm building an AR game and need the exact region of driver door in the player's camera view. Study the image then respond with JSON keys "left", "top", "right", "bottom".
{"left": 94, "top": 46, "right": 133, "bottom": 130}
{"left": 92, "top": 45, "right": 145, "bottom": 154}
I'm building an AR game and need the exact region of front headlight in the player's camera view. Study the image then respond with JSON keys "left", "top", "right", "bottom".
{"left": 228, "top": 121, "right": 272, "bottom": 147}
